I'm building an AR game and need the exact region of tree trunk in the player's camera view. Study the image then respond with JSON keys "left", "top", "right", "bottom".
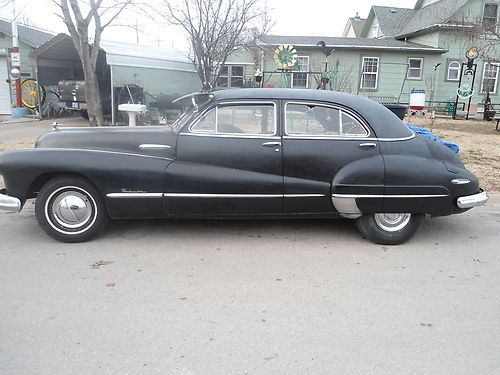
{"left": 80, "top": 47, "right": 104, "bottom": 126}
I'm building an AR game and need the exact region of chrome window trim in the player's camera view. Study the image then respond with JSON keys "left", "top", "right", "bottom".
{"left": 284, "top": 101, "right": 371, "bottom": 138}
{"left": 180, "top": 133, "right": 281, "bottom": 140}
{"left": 21, "top": 148, "right": 173, "bottom": 161}
{"left": 187, "top": 101, "right": 278, "bottom": 137}
{"left": 283, "top": 133, "right": 415, "bottom": 142}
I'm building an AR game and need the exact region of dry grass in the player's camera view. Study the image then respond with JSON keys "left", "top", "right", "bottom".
{"left": 1, "top": 119, "right": 499, "bottom": 192}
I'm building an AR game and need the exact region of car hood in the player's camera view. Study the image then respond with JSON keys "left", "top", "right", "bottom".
{"left": 35, "top": 126, "right": 178, "bottom": 159}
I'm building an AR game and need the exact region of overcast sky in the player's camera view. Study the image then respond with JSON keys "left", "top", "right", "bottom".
{"left": 0, "top": 0, "right": 416, "bottom": 50}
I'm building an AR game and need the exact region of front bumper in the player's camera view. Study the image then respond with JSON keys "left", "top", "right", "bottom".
{"left": 0, "top": 188, "right": 21, "bottom": 212}
{"left": 457, "top": 189, "right": 488, "bottom": 209}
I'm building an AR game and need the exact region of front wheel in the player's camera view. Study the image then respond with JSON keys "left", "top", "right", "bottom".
{"left": 35, "top": 176, "right": 108, "bottom": 242}
{"left": 356, "top": 213, "right": 424, "bottom": 245}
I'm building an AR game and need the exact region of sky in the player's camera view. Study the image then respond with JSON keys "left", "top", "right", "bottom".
{"left": 0, "top": 0, "right": 416, "bottom": 50}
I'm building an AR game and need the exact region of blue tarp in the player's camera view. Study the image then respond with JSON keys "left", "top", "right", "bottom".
{"left": 405, "top": 123, "right": 460, "bottom": 154}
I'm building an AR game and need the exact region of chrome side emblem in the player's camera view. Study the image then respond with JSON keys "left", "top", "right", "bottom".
{"left": 451, "top": 178, "right": 470, "bottom": 185}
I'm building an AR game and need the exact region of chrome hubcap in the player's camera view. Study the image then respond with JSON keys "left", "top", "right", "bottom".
{"left": 51, "top": 191, "right": 92, "bottom": 229}
{"left": 374, "top": 213, "right": 411, "bottom": 232}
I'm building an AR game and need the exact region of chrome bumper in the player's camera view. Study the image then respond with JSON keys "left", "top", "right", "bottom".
{"left": 457, "top": 189, "right": 488, "bottom": 209}
{"left": 0, "top": 189, "right": 21, "bottom": 212}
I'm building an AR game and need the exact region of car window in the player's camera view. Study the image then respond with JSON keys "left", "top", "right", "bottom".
{"left": 190, "top": 104, "right": 276, "bottom": 135}
{"left": 285, "top": 103, "right": 368, "bottom": 137}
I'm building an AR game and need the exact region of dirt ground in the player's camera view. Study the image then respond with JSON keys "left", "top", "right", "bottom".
{"left": 1, "top": 117, "right": 499, "bottom": 192}
{"left": 406, "top": 116, "right": 500, "bottom": 192}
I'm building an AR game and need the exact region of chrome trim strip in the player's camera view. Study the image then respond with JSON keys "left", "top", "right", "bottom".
{"left": 284, "top": 194, "right": 325, "bottom": 198}
{"left": 181, "top": 133, "right": 281, "bottom": 140}
{"left": 457, "top": 189, "right": 488, "bottom": 209}
{"left": 0, "top": 191, "right": 22, "bottom": 212}
{"left": 107, "top": 193, "right": 163, "bottom": 198}
{"left": 27, "top": 148, "right": 173, "bottom": 161}
{"left": 282, "top": 134, "right": 416, "bottom": 142}
{"left": 451, "top": 178, "right": 470, "bottom": 185}
{"left": 164, "top": 193, "right": 282, "bottom": 198}
{"left": 139, "top": 144, "right": 171, "bottom": 150}
{"left": 331, "top": 193, "right": 448, "bottom": 198}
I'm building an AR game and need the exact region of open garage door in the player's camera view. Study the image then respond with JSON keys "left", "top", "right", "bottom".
{"left": 0, "top": 57, "right": 12, "bottom": 114}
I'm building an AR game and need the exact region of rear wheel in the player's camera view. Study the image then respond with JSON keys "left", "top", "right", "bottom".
{"left": 356, "top": 213, "right": 424, "bottom": 245}
{"left": 35, "top": 176, "right": 108, "bottom": 242}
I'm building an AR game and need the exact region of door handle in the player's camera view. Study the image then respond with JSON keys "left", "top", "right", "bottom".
{"left": 139, "top": 144, "right": 171, "bottom": 150}
{"left": 359, "top": 142, "right": 377, "bottom": 148}
{"left": 262, "top": 141, "right": 281, "bottom": 152}
{"left": 262, "top": 141, "right": 281, "bottom": 147}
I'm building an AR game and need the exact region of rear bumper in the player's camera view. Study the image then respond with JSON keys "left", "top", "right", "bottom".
{"left": 457, "top": 189, "right": 488, "bottom": 209}
{"left": 0, "top": 189, "right": 21, "bottom": 212}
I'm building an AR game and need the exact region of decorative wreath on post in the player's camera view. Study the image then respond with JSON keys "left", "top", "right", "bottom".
{"left": 274, "top": 44, "right": 298, "bottom": 69}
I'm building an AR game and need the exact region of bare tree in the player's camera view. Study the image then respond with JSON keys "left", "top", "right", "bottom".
{"left": 54, "top": 0, "right": 145, "bottom": 126}
{"left": 165, "top": 0, "right": 270, "bottom": 91}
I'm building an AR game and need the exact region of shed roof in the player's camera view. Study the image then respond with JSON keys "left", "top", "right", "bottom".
{"left": 259, "top": 35, "right": 447, "bottom": 53}
{"left": 0, "top": 18, "right": 54, "bottom": 48}
{"left": 31, "top": 34, "right": 196, "bottom": 72}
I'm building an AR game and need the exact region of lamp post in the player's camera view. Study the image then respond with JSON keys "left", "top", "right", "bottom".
{"left": 10, "top": 0, "right": 22, "bottom": 108}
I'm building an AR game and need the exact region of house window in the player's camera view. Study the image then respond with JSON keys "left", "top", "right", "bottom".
{"left": 483, "top": 3, "right": 498, "bottom": 31}
{"left": 217, "top": 65, "right": 245, "bottom": 88}
{"left": 292, "top": 56, "right": 310, "bottom": 88}
{"left": 360, "top": 57, "right": 379, "bottom": 89}
{"left": 408, "top": 58, "right": 423, "bottom": 80}
{"left": 447, "top": 61, "right": 461, "bottom": 81}
{"left": 481, "top": 62, "right": 499, "bottom": 94}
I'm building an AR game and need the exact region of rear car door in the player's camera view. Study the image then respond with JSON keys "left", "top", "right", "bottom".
{"left": 164, "top": 100, "right": 283, "bottom": 215}
{"left": 282, "top": 101, "right": 384, "bottom": 215}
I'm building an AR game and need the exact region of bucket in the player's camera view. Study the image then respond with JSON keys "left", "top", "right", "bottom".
{"left": 409, "top": 89, "right": 425, "bottom": 110}
{"left": 11, "top": 107, "right": 30, "bottom": 118}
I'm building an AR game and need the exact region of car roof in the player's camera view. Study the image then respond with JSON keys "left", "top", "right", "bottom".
{"left": 210, "top": 88, "right": 412, "bottom": 139}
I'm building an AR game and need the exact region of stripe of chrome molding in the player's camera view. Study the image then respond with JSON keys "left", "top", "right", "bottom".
{"left": 107, "top": 193, "right": 163, "bottom": 198}
{"left": 164, "top": 193, "right": 282, "bottom": 198}
{"left": 106, "top": 193, "right": 326, "bottom": 199}
{"left": 331, "top": 193, "right": 448, "bottom": 198}
{"left": 29, "top": 148, "right": 173, "bottom": 161}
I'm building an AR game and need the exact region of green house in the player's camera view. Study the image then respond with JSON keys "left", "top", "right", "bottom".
{"left": 223, "top": 0, "right": 499, "bottom": 113}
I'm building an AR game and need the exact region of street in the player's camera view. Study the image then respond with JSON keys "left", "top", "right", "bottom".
{"left": 1, "top": 200, "right": 499, "bottom": 374}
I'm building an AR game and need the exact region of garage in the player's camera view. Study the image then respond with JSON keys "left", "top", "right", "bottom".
{"left": 32, "top": 34, "right": 201, "bottom": 124}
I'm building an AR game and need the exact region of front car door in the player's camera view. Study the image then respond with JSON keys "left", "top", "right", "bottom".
{"left": 281, "top": 100, "right": 384, "bottom": 216}
{"left": 164, "top": 100, "right": 283, "bottom": 215}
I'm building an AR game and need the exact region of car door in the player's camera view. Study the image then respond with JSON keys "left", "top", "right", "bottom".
{"left": 164, "top": 100, "right": 283, "bottom": 215}
{"left": 282, "top": 101, "right": 384, "bottom": 215}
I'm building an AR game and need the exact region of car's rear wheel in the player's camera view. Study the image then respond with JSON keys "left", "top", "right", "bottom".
{"left": 356, "top": 213, "right": 424, "bottom": 245}
{"left": 35, "top": 176, "right": 108, "bottom": 242}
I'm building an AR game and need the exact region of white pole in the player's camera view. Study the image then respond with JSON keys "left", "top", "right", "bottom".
{"left": 11, "top": 1, "right": 18, "bottom": 49}
{"left": 110, "top": 64, "right": 115, "bottom": 125}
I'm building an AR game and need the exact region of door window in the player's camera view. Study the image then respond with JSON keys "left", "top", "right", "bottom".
{"left": 285, "top": 103, "right": 368, "bottom": 137}
{"left": 189, "top": 103, "right": 276, "bottom": 135}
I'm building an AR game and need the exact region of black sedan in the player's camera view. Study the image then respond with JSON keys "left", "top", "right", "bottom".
{"left": 0, "top": 89, "right": 488, "bottom": 244}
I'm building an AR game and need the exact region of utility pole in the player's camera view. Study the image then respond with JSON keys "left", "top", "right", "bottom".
{"left": 10, "top": 0, "right": 22, "bottom": 107}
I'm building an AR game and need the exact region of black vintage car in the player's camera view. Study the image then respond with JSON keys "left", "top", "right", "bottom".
{"left": 0, "top": 89, "right": 488, "bottom": 244}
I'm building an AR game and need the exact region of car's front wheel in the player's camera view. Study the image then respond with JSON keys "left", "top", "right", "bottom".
{"left": 356, "top": 213, "right": 424, "bottom": 245}
{"left": 35, "top": 176, "right": 108, "bottom": 242}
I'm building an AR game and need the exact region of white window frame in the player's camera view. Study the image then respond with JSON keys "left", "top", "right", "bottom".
{"left": 481, "top": 62, "right": 500, "bottom": 94}
{"left": 360, "top": 57, "right": 379, "bottom": 89}
{"left": 482, "top": 2, "right": 499, "bottom": 31}
{"left": 407, "top": 58, "right": 423, "bottom": 80}
{"left": 292, "top": 56, "right": 310, "bottom": 88}
{"left": 447, "top": 60, "right": 461, "bottom": 81}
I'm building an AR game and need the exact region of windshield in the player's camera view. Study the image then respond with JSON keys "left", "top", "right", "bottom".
{"left": 170, "top": 94, "right": 213, "bottom": 132}
{"left": 170, "top": 105, "right": 196, "bottom": 132}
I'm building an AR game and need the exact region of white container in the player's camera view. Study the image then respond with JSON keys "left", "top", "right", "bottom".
{"left": 409, "top": 89, "right": 425, "bottom": 110}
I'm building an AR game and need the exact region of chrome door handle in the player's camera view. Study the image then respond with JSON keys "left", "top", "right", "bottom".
{"left": 359, "top": 143, "right": 377, "bottom": 148}
{"left": 139, "top": 144, "right": 171, "bottom": 150}
{"left": 262, "top": 141, "right": 281, "bottom": 147}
